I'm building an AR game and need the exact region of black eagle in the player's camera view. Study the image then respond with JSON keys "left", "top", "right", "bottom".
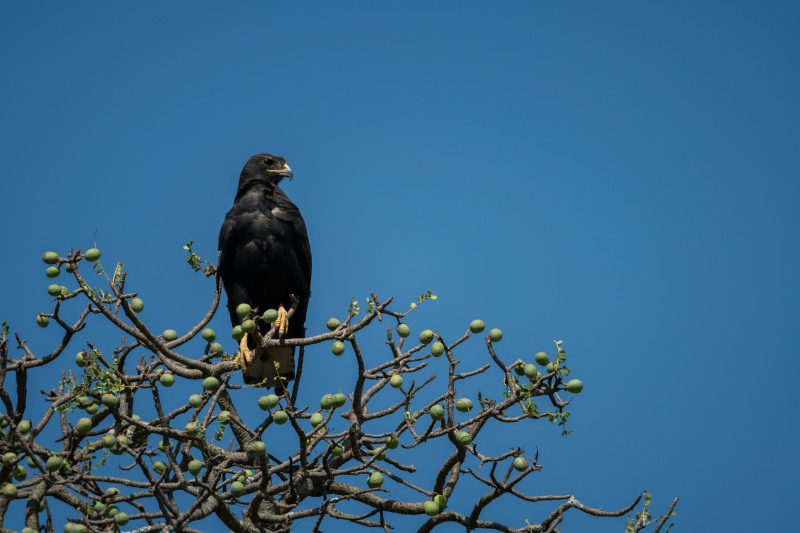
{"left": 218, "top": 153, "right": 312, "bottom": 388}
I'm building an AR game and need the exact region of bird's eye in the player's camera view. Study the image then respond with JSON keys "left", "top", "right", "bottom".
{"left": 262, "top": 158, "right": 274, "bottom": 167}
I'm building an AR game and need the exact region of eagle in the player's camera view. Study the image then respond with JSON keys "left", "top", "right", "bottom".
{"left": 218, "top": 153, "right": 312, "bottom": 388}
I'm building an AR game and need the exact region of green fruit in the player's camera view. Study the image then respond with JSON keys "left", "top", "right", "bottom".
{"left": 514, "top": 363, "right": 526, "bottom": 375}
{"left": 262, "top": 308, "right": 279, "bottom": 323}
{"left": 248, "top": 441, "right": 266, "bottom": 454}
{"left": 534, "top": 351, "right": 550, "bottom": 365}
{"left": 331, "top": 341, "right": 345, "bottom": 356}
{"left": 565, "top": 379, "right": 584, "bottom": 393}
{"left": 85, "top": 403, "right": 99, "bottom": 415}
{"left": 159, "top": 373, "right": 175, "bottom": 387}
{"left": 84, "top": 248, "right": 101, "bottom": 262}
{"left": 367, "top": 472, "right": 383, "bottom": 488}
{"left": 157, "top": 440, "right": 170, "bottom": 452}
{"left": 389, "top": 374, "right": 403, "bottom": 388}
{"left": 36, "top": 314, "right": 49, "bottom": 328}
{"left": 27, "top": 457, "right": 36, "bottom": 468}
{"left": 557, "top": 349, "right": 567, "bottom": 362}
{"left": 105, "top": 486, "right": 120, "bottom": 495}
{"left": 1, "top": 483, "right": 16, "bottom": 498}
{"left": 455, "top": 398, "right": 473, "bottom": 413}
{"left": 21, "top": 527, "right": 34, "bottom": 533}
{"left": 320, "top": 394, "right": 334, "bottom": 409}
{"left": 423, "top": 500, "right": 440, "bottom": 516}
{"left": 332, "top": 392, "right": 346, "bottom": 407}
{"left": 101, "top": 434, "right": 116, "bottom": 448}
{"left": 188, "top": 459, "right": 203, "bottom": 476}
{"left": 272, "top": 410, "right": 289, "bottom": 424}
{"left": 456, "top": 431, "right": 472, "bottom": 445}
{"left": 75, "top": 352, "right": 86, "bottom": 367}
{"left": 218, "top": 410, "right": 231, "bottom": 424}
{"left": 17, "top": 420, "right": 31, "bottom": 434}
{"left": 76, "top": 418, "right": 93, "bottom": 435}
{"left": 114, "top": 512, "right": 129, "bottom": 525}
{"left": 46, "top": 455, "right": 63, "bottom": 472}
{"left": 241, "top": 319, "right": 256, "bottom": 333}
{"left": 188, "top": 394, "right": 203, "bottom": 408}
{"left": 12, "top": 465, "right": 27, "bottom": 481}
{"left": 201, "top": 328, "right": 216, "bottom": 342}
{"left": 230, "top": 480, "right": 245, "bottom": 497}
{"left": 488, "top": 328, "right": 503, "bottom": 342}
{"left": 430, "top": 341, "right": 445, "bottom": 357}
{"left": 92, "top": 502, "right": 105, "bottom": 514}
{"left": 130, "top": 297, "right": 144, "bottom": 312}
{"left": 47, "top": 283, "right": 62, "bottom": 296}
{"left": 396, "top": 323, "right": 410, "bottom": 338}
{"left": 116, "top": 434, "right": 129, "bottom": 446}
{"left": 101, "top": 394, "right": 119, "bottom": 408}
{"left": 418, "top": 329, "right": 434, "bottom": 345}
{"left": 162, "top": 329, "right": 178, "bottom": 342}
{"left": 310, "top": 412, "right": 324, "bottom": 427}
{"left": 65, "top": 262, "right": 74, "bottom": 273}
{"left": 152, "top": 461, "right": 166, "bottom": 474}
{"left": 524, "top": 364, "right": 539, "bottom": 380}
{"left": 231, "top": 325, "right": 244, "bottom": 340}
{"left": 45, "top": 265, "right": 60, "bottom": 278}
{"left": 184, "top": 422, "right": 201, "bottom": 437}
{"left": 105, "top": 505, "right": 119, "bottom": 517}
{"left": 2, "top": 452, "right": 16, "bottom": 465}
{"left": 331, "top": 446, "right": 343, "bottom": 457}
{"left": 42, "top": 251, "right": 59, "bottom": 264}
{"left": 469, "top": 319, "right": 485, "bottom": 333}
{"left": 433, "top": 494, "right": 448, "bottom": 511}
{"left": 546, "top": 362, "right": 558, "bottom": 373}
{"left": 429, "top": 405, "right": 445, "bottom": 421}
{"left": 235, "top": 303, "right": 251, "bottom": 318}
{"left": 202, "top": 376, "right": 220, "bottom": 391}
{"left": 326, "top": 317, "right": 341, "bottom": 331}
{"left": 65, "top": 523, "right": 88, "bottom": 533}
{"left": 385, "top": 435, "right": 399, "bottom": 449}
{"left": 513, "top": 456, "right": 529, "bottom": 471}
{"left": 209, "top": 342, "right": 224, "bottom": 356}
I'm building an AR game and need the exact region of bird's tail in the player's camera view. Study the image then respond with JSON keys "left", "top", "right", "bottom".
{"left": 242, "top": 345, "right": 295, "bottom": 389}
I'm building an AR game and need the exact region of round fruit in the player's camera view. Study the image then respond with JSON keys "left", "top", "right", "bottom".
{"left": 389, "top": 374, "right": 403, "bottom": 388}
{"left": 209, "top": 342, "right": 223, "bottom": 356}
{"left": 76, "top": 418, "right": 93, "bottom": 435}
{"left": 188, "top": 459, "right": 203, "bottom": 476}
{"left": 101, "top": 394, "right": 119, "bottom": 408}
{"left": 202, "top": 377, "right": 220, "bottom": 391}
{"left": 65, "top": 263, "right": 74, "bottom": 273}
{"left": 85, "top": 403, "right": 99, "bottom": 415}
{"left": 235, "top": 303, "right": 251, "bottom": 318}
{"left": 188, "top": 394, "right": 203, "bottom": 408}
{"left": 47, "top": 284, "right": 62, "bottom": 296}
{"left": 27, "top": 457, "right": 36, "bottom": 468}
{"left": 42, "top": 251, "right": 59, "bottom": 264}
{"left": 159, "top": 373, "right": 175, "bottom": 387}
{"left": 1, "top": 483, "right": 16, "bottom": 498}
{"left": 431, "top": 341, "right": 445, "bottom": 357}
{"left": 320, "top": 394, "right": 334, "bottom": 409}
{"left": 241, "top": 319, "right": 256, "bottom": 333}
{"left": 396, "top": 323, "right": 410, "bottom": 338}
{"left": 326, "top": 317, "right": 341, "bottom": 331}
{"left": 231, "top": 325, "right": 244, "bottom": 341}
{"left": 258, "top": 394, "right": 279, "bottom": 410}
{"left": 433, "top": 494, "right": 448, "bottom": 511}
{"left": 17, "top": 420, "right": 31, "bottom": 434}
{"left": 261, "top": 309, "right": 278, "bottom": 324}
{"left": 36, "top": 314, "right": 49, "bottom": 328}
{"left": 455, "top": 398, "right": 473, "bottom": 413}
{"left": 116, "top": 434, "right": 129, "bottom": 446}
{"left": 456, "top": 431, "right": 472, "bottom": 445}
{"left": 101, "top": 434, "right": 116, "bottom": 448}
{"left": 488, "top": 328, "right": 503, "bottom": 342}
{"left": 546, "top": 362, "right": 559, "bottom": 373}
{"left": 557, "top": 349, "right": 567, "bottom": 362}
{"left": 248, "top": 441, "right": 266, "bottom": 454}
{"left": 513, "top": 456, "right": 529, "bottom": 471}
{"left": 331, "top": 341, "right": 345, "bottom": 356}
{"left": 385, "top": 435, "right": 399, "bottom": 449}
{"left": 272, "top": 410, "right": 288, "bottom": 424}
{"left": 12, "top": 465, "right": 26, "bottom": 481}
{"left": 310, "top": 412, "right": 324, "bottom": 427}
{"left": 367, "top": 472, "right": 383, "bottom": 488}
{"left": 75, "top": 352, "right": 86, "bottom": 367}
{"left": 105, "top": 487, "right": 120, "bottom": 495}
{"left": 162, "top": 329, "right": 178, "bottom": 342}
{"left": 469, "top": 319, "right": 485, "bottom": 333}
{"left": 419, "top": 329, "right": 434, "bottom": 345}
{"left": 423, "top": 500, "right": 440, "bottom": 516}
{"left": 331, "top": 446, "right": 343, "bottom": 456}
{"left": 105, "top": 505, "right": 119, "bottom": 517}
{"left": 332, "top": 392, "right": 347, "bottom": 407}
{"left": 84, "top": 248, "right": 101, "bottom": 262}
{"left": 230, "top": 480, "right": 245, "bottom": 497}
{"left": 429, "top": 405, "right": 445, "bottom": 421}
{"left": 524, "top": 364, "right": 538, "bottom": 379}
{"left": 184, "top": 422, "right": 201, "bottom": 437}
{"left": 2, "top": 452, "right": 16, "bottom": 465}
{"left": 45, "top": 266, "right": 60, "bottom": 278}
{"left": 130, "top": 298, "right": 144, "bottom": 313}
{"left": 218, "top": 410, "right": 230, "bottom": 424}
{"left": 114, "top": 512, "right": 129, "bottom": 525}
{"left": 534, "top": 351, "right": 550, "bottom": 365}
{"left": 514, "top": 363, "right": 526, "bottom": 376}
{"left": 46, "top": 455, "right": 63, "bottom": 472}
{"left": 157, "top": 440, "right": 170, "bottom": 452}
{"left": 201, "top": 328, "right": 216, "bottom": 342}
{"left": 565, "top": 379, "right": 584, "bottom": 394}
{"left": 152, "top": 461, "right": 166, "bottom": 474}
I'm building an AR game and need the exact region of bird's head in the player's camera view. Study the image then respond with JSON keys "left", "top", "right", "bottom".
{"left": 238, "top": 153, "right": 294, "bottom": 189}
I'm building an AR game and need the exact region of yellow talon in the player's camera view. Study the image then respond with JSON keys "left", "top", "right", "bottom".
{"left": 237, "top": 333, "right": 254, "bottom": 368}
{"left": 276, "top": 305, "right": 289, "bottom": 336}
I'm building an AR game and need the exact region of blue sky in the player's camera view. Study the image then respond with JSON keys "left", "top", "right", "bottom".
{"left": 1, "top": 1, "right": 799, "bottom": 531}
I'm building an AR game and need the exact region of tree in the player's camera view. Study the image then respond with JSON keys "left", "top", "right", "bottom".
{"left": 0, "top": 245, "right": 678, "bottom": 532}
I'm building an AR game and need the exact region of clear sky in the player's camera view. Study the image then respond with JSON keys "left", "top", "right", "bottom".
{"left": 1, "top": 1, "right": 798, "bottom": 531}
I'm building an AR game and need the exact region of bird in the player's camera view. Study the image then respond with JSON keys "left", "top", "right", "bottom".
{"left": 218, "top": 153, "right": 312, "bottom": 389}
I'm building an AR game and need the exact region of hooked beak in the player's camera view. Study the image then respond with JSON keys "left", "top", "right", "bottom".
{"left": 280, "top": 162, "right": 293, "bottom": 180}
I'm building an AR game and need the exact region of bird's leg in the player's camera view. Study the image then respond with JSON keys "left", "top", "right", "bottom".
{"left": 236, "top": 333, "right": 254, "bottom": 368}
{"left": 275, "top": 305, "right": 290, "bottom": 337}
